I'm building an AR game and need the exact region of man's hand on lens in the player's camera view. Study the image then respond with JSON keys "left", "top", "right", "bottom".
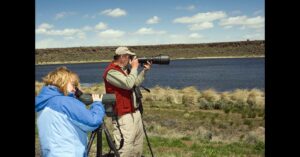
{"left": 143, "top": 61, "right": 152, "bottom": 71}
{"left": 130, "top": 56, "right": 139, "bottom": 69}
{"left": 92, "top": 94, "right": 102, "bottom": 102}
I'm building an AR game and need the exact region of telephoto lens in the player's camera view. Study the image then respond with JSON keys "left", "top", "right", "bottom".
{"left": 138, "top": 55, "right": 170, "bottom": 65}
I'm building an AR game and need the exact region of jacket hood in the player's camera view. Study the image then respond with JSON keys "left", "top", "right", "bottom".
{"left": 35, "top": 85, "right": 63, "bottom": 112}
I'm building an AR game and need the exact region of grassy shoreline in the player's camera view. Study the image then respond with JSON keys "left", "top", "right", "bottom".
{"left": 35, "top": 55, "right": 264, "bottom": 65}
{"left": 35, "top": 83, "right": 264, "bottom": 156}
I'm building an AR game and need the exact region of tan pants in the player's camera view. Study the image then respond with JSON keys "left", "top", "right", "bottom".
{"left": 112, "top": 110, "right": 144, "bottom": 157}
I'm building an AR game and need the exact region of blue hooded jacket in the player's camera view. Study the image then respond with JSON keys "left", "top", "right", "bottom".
{"left": 35, "top": 85, "right": 105, "bottom": 157}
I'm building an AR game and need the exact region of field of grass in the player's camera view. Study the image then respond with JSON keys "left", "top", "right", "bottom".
{"left": 35, "top": 82, "right": 265, "bottom": 157}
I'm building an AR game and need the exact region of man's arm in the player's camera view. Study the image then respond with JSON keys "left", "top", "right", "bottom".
{"left": 106, "top": 68, "right": 138, "bottom": 90}
{"left": 135, "top": 61, "right": 151, "bottom": 86}
{"left": 135, "top": 69, "right": 147, "bottom": 86}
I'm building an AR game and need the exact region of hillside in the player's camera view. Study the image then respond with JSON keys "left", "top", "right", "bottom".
{"left": 35, "top": 40, "right": 264, "bottom": 64}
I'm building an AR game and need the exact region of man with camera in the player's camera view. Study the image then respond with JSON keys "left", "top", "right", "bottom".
{"left": 35, "top": 66, "right": 106, "bottom": 157}
{"left": 102, "top": 46, "right": 152, "bottom": 157}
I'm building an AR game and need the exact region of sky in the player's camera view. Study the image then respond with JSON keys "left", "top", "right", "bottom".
{"left": 36, "top": 0, "right": 265, "bottom": 49}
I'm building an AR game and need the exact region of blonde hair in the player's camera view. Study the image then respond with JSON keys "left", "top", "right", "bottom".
{"left": 42, "top": 66, "right": 80, "bottom": 95}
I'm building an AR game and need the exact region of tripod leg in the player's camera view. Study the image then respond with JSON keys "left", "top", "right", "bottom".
{"left": 103, "top": 124, "right": 120, "bottom": 157}
{"left": 96, "top": 126, "right": 103, "bottom": 157}
{"left": 87, "top": 130, "right": 97, "bottom": 156}
{"left": 142, "top": 117, "right": 154, "bottom": 157}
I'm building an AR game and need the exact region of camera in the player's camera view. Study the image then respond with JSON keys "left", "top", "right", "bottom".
{"left": 75, "top": 87, "right": 116, "bottom": 117}
{"left": 131, "top": 54, "right": 170, "bottom": 65}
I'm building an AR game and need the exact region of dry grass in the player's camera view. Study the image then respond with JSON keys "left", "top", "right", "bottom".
{"left": 180, "top": 86, "right": 201, "bottom": 108}
{"left": 220, "top": 91, "right": 232, "bottom": 102}
{"left": 35, "top": 81, "right": 44, "bottom": 96}
{"left": 201, "top": 88, "right": 221, "bottom": 102}
{"left": 80, "top": 83, "right": 105, "bottom": 94}
{"left": 142, "top": 108, "right": 265, "bottom": 144}
{"left": 142, "top": 86, "right": 265, "bottom": 110}
{"left": 230, "top": 89, "right": 250, "bottom": 104}
{"left": 244, "top": 127, "right": 265, "bottom": 144}
{"left": 247, "top": 89, "right": 265, "bottom": 108}
{"left": 35, "top": 82, "right": 265, "bottom": 110}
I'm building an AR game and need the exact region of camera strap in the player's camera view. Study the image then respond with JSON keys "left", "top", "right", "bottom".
{"left": 134, "top": 85, "right": 150, "bottom": 115}
{"left": 114, "top": 116, "right": 124, "bottom": 150}
{"left": 140, "top": 85, "right": 150, "bottom": 93}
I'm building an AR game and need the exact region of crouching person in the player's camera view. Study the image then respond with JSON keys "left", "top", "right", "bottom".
{"left": 35, "top": 66, "right": 105, "bottom": 157}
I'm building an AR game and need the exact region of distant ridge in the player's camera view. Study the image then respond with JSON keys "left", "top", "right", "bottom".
{"left": 36, "top": 40, "right": 264, "bottom": 65}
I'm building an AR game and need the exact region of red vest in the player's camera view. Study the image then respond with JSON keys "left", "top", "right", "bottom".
{"left": 103, "top": 62, "right": 134, "bottom": 116}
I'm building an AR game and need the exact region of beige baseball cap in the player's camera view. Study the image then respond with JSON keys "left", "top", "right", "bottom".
{"left": 115, "top": 47, "right": 136, "bottom": 55}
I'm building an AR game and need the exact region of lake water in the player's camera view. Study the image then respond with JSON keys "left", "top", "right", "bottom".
{"left": 35, "top": 58, "right": 264, "bottom": 92}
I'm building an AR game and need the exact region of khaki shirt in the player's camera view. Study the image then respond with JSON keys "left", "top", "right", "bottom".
{"left": 106, "top": 66, "right": 146, "bottom": 108}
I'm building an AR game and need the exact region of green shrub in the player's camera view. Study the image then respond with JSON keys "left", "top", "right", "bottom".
{"left": 182, "top": 95, "right": 194, "bottom": 107}
{"left": 166, "top": 95, "right": 174, "bottom": 104}
{"left": 211, "top": 117, "right": 216, "bottom": 125}
{"left": 202, "top": 131, "right": 213, "bottom": 141}
{"left": 239, "top": 134, "right": 245, "bottom": 141}
{"left": 234, "top": 101, "right": 248, "bottom": 109}
{"left": 254, "top": 141, "right": 265, "bottom": 152}
{"left": 148, "top": 125, "right": 154, "bottom": 132}
{"left": 241, "top": 112, "right": 247, "bottom": 118}
{"left": 247, "top": 111, "right": 257, "bottom": 118}
{"left": 223, "top": 107, "right": 231, "bottom": 114}
{"left": 181, "top": 136, "right": 192, "bottom": 141}
{"left": 218, "top": 123, "right": 228, "bottom": 129}
{"left": 243, "top": 119, "right": 252, "bottom": 126}
{"left": 212, "top": 101, "right": 222, "bottom": 109}
{"left": 258, "top": 109, "right": 265, "bottom": 117}
{"left": 198, "top": 98, "right": 212, "bottom": 110}
{"left": 245, "top": 132, "right": 259, "bottom": 144}
{"left": 183, "top": 113, "right": 190, "bottom": 119}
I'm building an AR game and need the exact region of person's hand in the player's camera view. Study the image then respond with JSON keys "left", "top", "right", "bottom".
{"left": 130, "top": 56, "right": 139, "bottom": 69}
{"left": 92, "top": 94, "right": 102, "bottom": 102}
{"left": 143, "top": 61, "right": 152, "bottom": 71}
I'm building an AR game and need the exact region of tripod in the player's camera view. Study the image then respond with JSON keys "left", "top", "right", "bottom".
{"left": 86, "top": 115, "right": 154, "bottom": 157}
{"left": 86, "top": 83, "right": 154, "bottom": 157}
{"left": 86, "top": 121, "right": 120, "bottom": 157}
